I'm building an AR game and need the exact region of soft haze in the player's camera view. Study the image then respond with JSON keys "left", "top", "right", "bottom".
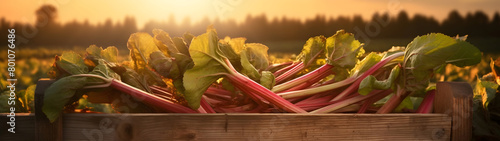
{"left": 1, "top": 0, "right": 499, "bottom": 28}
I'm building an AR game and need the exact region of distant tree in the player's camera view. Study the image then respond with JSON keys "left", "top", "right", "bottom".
{"left": 394, "top": 11, "right": 410, "bottom": 37}
{"left": 441, "top": 10, "right": 465, "bottom": 35}
{"left": 492, "top": 12, "right": 500, "bottom": 36}
{"left": 35, "top": 5, "right": 57, "bottom": 27}
{"left": 410, "top": 14, "right": 439, "bottom": 36}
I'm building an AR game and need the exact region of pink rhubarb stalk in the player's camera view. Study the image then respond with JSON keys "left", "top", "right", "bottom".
{"left": 273, "top": 64, "right": 334, "bottom": 92}
{"left": 275, "top": 62, "right": 305, "bottom": 84}
{"left": 223, "top": 58, "right": 307, "bottom": 113}
{"left": 331, "top": 52, "right": 404, "bottom": 102}
{"left": 311, "top": 90, "right": 391, "bottom": 113}
{"left": 416, "top": 90, "right": 435, "bottom": 113}
{"left": 110, "top": 80, "right": 197, "bottom": 113}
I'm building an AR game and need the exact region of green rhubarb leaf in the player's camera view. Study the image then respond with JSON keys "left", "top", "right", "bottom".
{"left": 224, "top": 37, "right": 246, "bottom": 55}
{"left": 298, "top": 36, "right": 326, "bottom": 65}
{"left": 325, "top": 30, "right": 364, "bottom": 68}
{"left": 474, "top": 78, "right": 499, "bottom": 109}
{"left": 245, "top": 43, "right": 270, "bottom": 71}
{"left": 56, "top": 51, "right": 88, "bottom": 75}
{"left": 120, "top": 68, "right": 152, "bottom": 93}
{"left": 240, "top": 47, "right": 261, "bottom": 81}
{"left": 260, "top": 71, "right": 275, "bottom": 90}
{"left": 149, "top": 51, "right": 174, "bottom": 78}
{"left": 219, "top": 39, "right": 241, "bottom": 67}
{"left": 89, "top": 60, "right": 121, "bottom": 81}
{"left": 403, "top": 33, "right": 481, "bottom": 91}
{"left": 101, "top": 46, "right": 118, "bottom": 63}
{"left": 183, "top": 32, "right": 194, "bottom": 45}
{"left": 350, "top": 52, "right": 383, "bottom": 77}
{"left": 183, "top": 28, "right": 227, "bottom": 109}
{"left": 153, "top": 29, "right": 180, "bottom": 56}
{"left": 358, "top": 66, "right": 400, "bottom": 95}
{"left": 172, "top": 37, "right": 191, "bottom": 57}
{"left": 333, "top": 67, "right": 350, "bottom": 81}
{"left": 394, "top": 96, "right": 413, "bottom": 112}
{"left": 127, "top": 32, "right": 159, "bottom": 70}
{"left": 23, "top": 85, "right": 36, "bottom": 113}
{"left": 43, "top": 76, "right": 87, "bottom": 122}
{"left": 86, "top": 45, "right": 102, "bottom": 57}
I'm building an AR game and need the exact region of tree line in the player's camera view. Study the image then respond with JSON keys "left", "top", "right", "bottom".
{"left": 1, "top": 5, "right": 499, "bottom": 51}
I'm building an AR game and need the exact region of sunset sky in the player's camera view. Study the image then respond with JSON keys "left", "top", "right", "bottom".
{"left": 1, "top": 0, "right": 499, "bottom": 28}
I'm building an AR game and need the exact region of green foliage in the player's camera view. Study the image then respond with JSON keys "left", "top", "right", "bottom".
{"left": 403, "top": 33, "right": 482, "bottom": 91}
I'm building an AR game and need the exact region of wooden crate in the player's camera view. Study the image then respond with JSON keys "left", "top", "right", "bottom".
{"left": 0, "top": 80, "right": 472, "bottom": 141}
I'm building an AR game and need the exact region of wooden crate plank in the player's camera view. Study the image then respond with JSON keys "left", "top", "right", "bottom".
{"left": 0, "top": 113, "right": 35, "bottom": 140}
{"left": 61, "top": 113, "right": 451, "bottom": 141}
{"left": 435, "top": 82, "right": 473, "bottom": 141}
{"left": 34, "top": 78, "right": 62, "bottom": 141}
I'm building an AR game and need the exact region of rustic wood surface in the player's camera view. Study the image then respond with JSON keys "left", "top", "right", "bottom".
{"left": 0, "top": 113, "right": 35, "bottom": 141}
{"left": 34, "top": 79, "right": 62, "bottom": 141}
{"left": 61, "top": 113, "right": 450, "bottom": 141}
{"left": 435, "top": 82, "right": 473, "bottom": 141}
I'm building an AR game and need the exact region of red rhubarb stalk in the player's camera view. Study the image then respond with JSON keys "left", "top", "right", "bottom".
{"left": 311, "top": 90, "right": 390, "bottom": 113}
{"left": 223, "top": 59, "right": 307, "bottom": 113}
{"left": 415, "top": 90, "right": 435, "bottom": 113}
{"left": 275, "top": 62, "right": 305, "bottom": 84}
{"left": 109, "top": 80, "right": 197, "bottom": 113}
{"left": 273, "top": 64, "right": 334, "bottom": 92}
{"left": 331, "top": 52, "right": 404, "bottom": 102}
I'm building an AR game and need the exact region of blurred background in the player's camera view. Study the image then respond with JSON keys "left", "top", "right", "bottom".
{"left": 1, "top": 0, "right": 499, "bottom": 53}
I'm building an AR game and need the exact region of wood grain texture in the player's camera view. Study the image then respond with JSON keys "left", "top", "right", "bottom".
{"left": 435, "top": 82, "right": 473, "bottom": 141}
{"left": 34, "top": 79, "right": 62, "bottom": 141}
{"left": 61, "top": 113, "right": 451, "bottom": 141}
{"left": 0, "top": 113, "right": 35, "bottom": 141}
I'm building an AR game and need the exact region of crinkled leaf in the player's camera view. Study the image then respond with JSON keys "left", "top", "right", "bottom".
{"left": 56, "top": 52, "right": 88, "bottom": 75}
{"left": 240, "top": 48, "right": 261, "bottom": 81}
{"left": 101, "top": 46, "right": 119, "bottom": 62}
{"left": 172, "top": 53, "right": 194, "bottom": 73}
{"left": 89, "top": 60, "right": 121, "bottom": 80}
{"left": 183, "top": 32, "right": 194, "bottom": 46}
{"left": 225, "top": 37, "right": 247, "bottom": 54}
{"left": 245, "top": 43, "right": 270, "bottom": 70}
{"left": 127, "top": 32, "right": 159, "bottom": 70}
{"left": 120, "top": 68, "right": 152, "bottom": 93}
{"left": 325, "top": 30, "right": 364, "bottom": 68}
{"left": 150, "top": 51, "right": 174, "bottom": 78}
{"left": 474, "top": 78, "right": 499, "bottom": 109}
{"left": 260, "top": 71, "right": 275, "bottom": 90}
{"left": 172, "top": 37, "right": 191, "bottom": 57}
{"left": 43, "top": 76, "right": 87, "bottom": 122}
{"left": 350, "top": 52, "right": 383, "bottom": 77}
{"left": 139, "top": 68, "right": 167, "bottom": 87}
{"left": 219, "top": 41, "right": 241, "bottom": 66}
{"left": 153, "top": 29, "right": 180, "bottom": 56}
{"left": 298, "top": 36, "right": 325, "bottom": 65}
{"left": 358, "top": 66, "right": 400, "bottom": 95}
{"left": 183, "top": 28, "right": 227, "bottom": 109}
{"left": 86, "top": 45, "right": 102, "bottom": 57}
{"left": 403, "top": 33, "right": 481, "bottom": 91}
